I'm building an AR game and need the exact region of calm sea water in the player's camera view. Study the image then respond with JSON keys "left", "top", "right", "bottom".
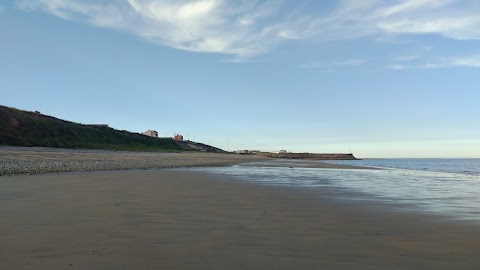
{"left": 191, "top": 159, "right": 480, "bottom": 221}
{"left": 324, "top": 158, "right": 480, "bottom": 176}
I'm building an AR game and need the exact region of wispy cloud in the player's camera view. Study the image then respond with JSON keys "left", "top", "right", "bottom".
{"left": 302, "top": 59, "right": 368, "bottom": 69}
{"left": 375, "top": 0, "right": 480, "bottom": 39}
{"left": 335, "top": 59, "right": 368, "bottom": 66}
{"left": 394, "top": 55, "right": 418, "bottom": 61}
{"left": 451, "top": 54, "right": 480, "bottom": 68}
{"left": 388, "top": 64, "right": 408, "bottom": 70}
{"left": 14, "top": 0, "right": 480, "bottom": 59}
{"left": 421, "top": 55, "right": 480, "bottom": 69}
{"left": 0, "top": 4, "right": 5, "bottom": 13}
{"left": 304, "top": 0, "right": 480, "bottom": 41}
{"left": 389, "top": 54, "right": 480, "bottom": 70}
{"left": 15, "top": 0, "right": 295, "bottom": 59}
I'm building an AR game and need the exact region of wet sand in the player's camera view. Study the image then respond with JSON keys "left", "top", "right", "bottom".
{"left": 1, "top": 169, "right": 479, "bottom": 269}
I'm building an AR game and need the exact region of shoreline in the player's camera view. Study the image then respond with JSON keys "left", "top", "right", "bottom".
{"left": 1, "top": 169, "right": 479, "bottom": 269}
{"left": 0, "top": 146, "right": 366, "bottom": 176}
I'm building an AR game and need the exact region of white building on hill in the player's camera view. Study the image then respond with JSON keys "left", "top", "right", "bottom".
{"left": 143, "top": 130, "right": 158, "bottom": 137}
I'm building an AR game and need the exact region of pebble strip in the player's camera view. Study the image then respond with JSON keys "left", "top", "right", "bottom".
{"left": 0, "top": 147, "right": 265, "bottom": 176}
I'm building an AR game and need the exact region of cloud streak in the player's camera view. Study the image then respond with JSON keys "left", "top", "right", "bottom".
{"left": 16, "top": 0, "right": 294, "bottom": 59}
{"left": 303, "top": 0, "right": 480, "bottom": 41}
{"left": 424, "top": 55, "right": 480, "bottom": 69}
{"left": 388, "top": 54, "right": 480, "bottom": 70}
{"left": 301, "top": 59, "right": 368, "bottom": 70}
{"left": 15, "top": 0, "right": 480, "bottom": 59}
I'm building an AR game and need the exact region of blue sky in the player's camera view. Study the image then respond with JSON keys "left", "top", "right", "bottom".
{"left": 1, "top": 0, "right": 479, "bottom": 157}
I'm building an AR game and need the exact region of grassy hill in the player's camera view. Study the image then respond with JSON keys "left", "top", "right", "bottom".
{"left": 0, "top": 105, "right": 182, "bottom": 151}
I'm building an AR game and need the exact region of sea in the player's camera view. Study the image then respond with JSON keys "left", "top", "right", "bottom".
{"left": 191, "top": 158, "right": 480, "bottom": 221}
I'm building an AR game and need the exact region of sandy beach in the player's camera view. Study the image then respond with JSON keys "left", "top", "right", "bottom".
{"left": 0, "top": 147, "right": 267, "bottom": 176}
{"left": 0, "top": 147, "right": 368, "bottom": 176}
{"left": 1, "top": 165, "right": 480, "bottom": 269}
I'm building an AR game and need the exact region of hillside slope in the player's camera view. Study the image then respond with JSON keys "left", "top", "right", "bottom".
{"left": 0, "top": 105, "right": 182, "bottom": 151}
{"left": 174, "top": 140, "right": 226, "bottom": 153}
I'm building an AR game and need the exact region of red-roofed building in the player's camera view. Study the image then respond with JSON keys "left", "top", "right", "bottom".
{"left": 173, "top": 134, "right": 184, "bottom": 141}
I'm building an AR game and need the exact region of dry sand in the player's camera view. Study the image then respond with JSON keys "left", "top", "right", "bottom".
{"left": 1, "top": 169, "right": 480, "bottom": 269}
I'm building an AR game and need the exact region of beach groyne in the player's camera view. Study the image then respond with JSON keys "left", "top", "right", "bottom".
{"left": 259, "top": 152, "right": 358, "bottom": 160}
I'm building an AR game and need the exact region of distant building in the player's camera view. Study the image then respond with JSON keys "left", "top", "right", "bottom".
{"left": 279, "top": 150, "right": 287, "bottom": 154}
{"left": 173, "top": 134, "right": 184, "bottom": 141}
{"left": 143, "top": 130, "right": 158, "bottom": 137}
{"left": 235, "top": 150, "right": 260, "bottom": 154}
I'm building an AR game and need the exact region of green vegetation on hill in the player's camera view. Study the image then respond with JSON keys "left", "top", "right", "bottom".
{"left": 0, "top": 105, "right": 182, "bottom": 151}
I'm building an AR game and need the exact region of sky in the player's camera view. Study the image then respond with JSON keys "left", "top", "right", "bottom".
{"left": 1, "top": 0, "right": 479, "bottom": 158}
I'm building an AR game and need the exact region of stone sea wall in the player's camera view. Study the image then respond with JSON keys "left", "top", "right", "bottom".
{"left": 259, "top": 153, "right": 358, "bottom": 160}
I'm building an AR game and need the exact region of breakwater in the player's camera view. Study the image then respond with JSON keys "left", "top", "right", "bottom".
{"left": 259, "top": 153, "right": 357, "bottom": 160}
